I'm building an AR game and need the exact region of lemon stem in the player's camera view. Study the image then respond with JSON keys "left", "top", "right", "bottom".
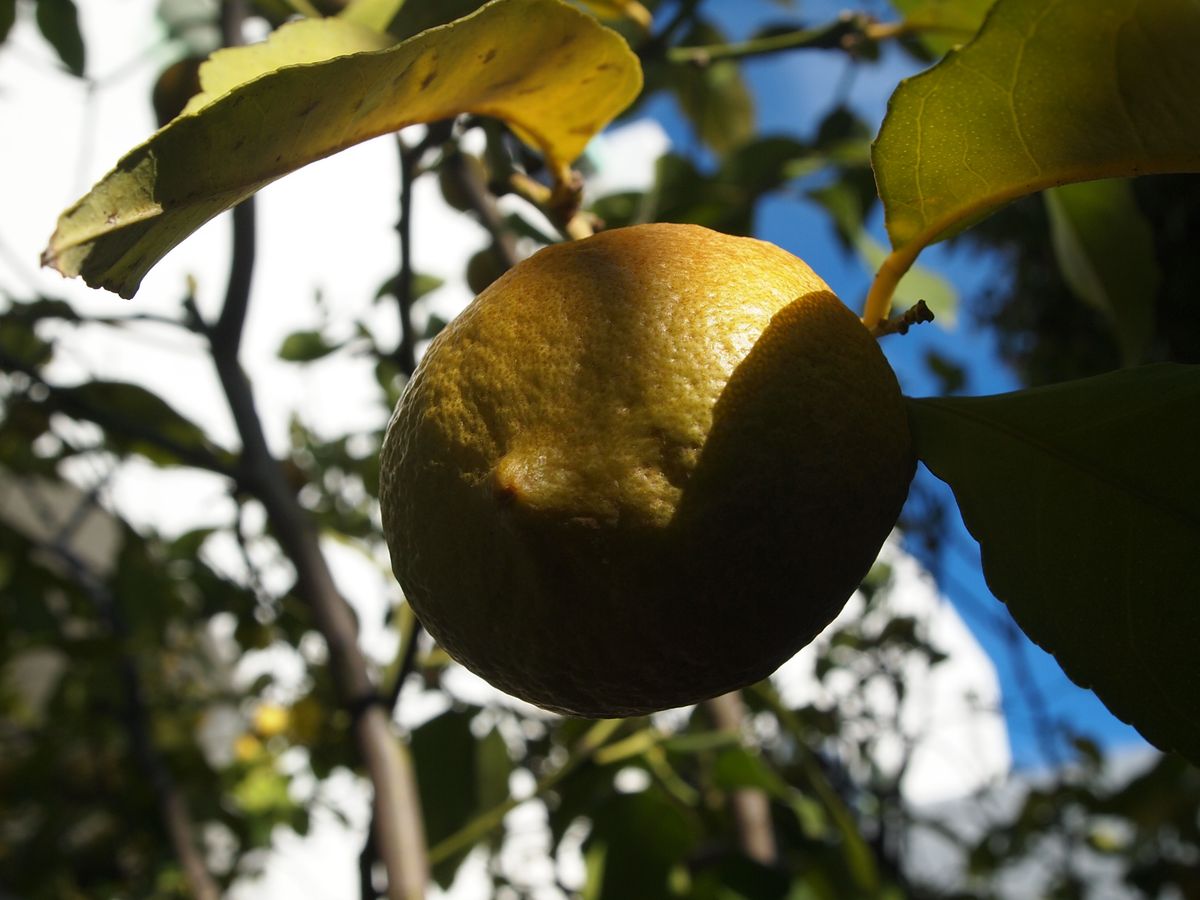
{"left": 511, "top": 171, "right": 595, "bottom": 241}
{"left": 861, "top": 242, "right": 921, "bottom": 333}
{"left": 871, "top": 299, "right": 935, "bottom": 338}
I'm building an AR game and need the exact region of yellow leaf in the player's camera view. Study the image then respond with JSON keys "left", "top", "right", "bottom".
{"left": 183, "top": 18, "right": 394, "bottom": 116}
{"left": 43, "top": 0, "right": 642, "bottom": 298}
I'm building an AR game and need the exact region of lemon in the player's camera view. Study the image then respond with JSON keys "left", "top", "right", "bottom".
{"left": 380, "top": 223, "right": 914, "bottom": 717}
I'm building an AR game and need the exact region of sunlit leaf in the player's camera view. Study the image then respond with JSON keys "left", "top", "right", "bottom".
{"left": 44, "top": 0, "right": 642, "bottom": 297}
{"left": 866, "top": 0, "right": 1200, "bottom": 328}
{"left": 875, "top": 0, "right": 1200, "bottom": 253}
{"left": 182, "top": 18, "right": 392, "bottom": 115}
{"left": 889, "top": 0, "right": 993, "bottom": 56}
{"left": 35, "top": 0, "right": 85, "bottom": 76}
{"left": 908, "top": 364, "right": 1200, "bottom": 764}
{"left": 1045, "top": 179, "right": 1158, "bottom": 365}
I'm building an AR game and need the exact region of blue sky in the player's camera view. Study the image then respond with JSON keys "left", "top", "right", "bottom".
{"left": 646, "top": 0, "right": 1146, "bottom": 768}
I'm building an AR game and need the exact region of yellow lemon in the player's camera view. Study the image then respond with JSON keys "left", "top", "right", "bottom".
{"left": 380, "top": 223, "right": 914, "bottom": 717}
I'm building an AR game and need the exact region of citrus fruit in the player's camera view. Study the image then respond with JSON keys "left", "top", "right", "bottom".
{"left": 380, "top": 223, "right": 914, "bottom": 717}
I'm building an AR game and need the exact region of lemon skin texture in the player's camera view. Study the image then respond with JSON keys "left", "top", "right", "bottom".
{"left": 380, "top": 223, "right": 915, "bottom": 717}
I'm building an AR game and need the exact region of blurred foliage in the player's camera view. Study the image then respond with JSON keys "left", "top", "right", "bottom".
{"left": 2, "top": 1, "right": 1199, "bottom": 898}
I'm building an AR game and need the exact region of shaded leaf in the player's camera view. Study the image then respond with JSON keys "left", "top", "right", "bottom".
{"left": 1, "top": 0, "right": 16, "bottom": 45}
{"left": 44, "top": 0, "right": 642, "bottom": 297}
{"left": 277, "top": 329, "right": 341, "bottom": 362}
{"left": 411, "top": 710, "right": 477, "bottom": 886}
{"left": 35, "top": 0, "right": 85, "bottom": 76}
{"left": 384, "top": 0, "right": 489, "bottom": 42}
{"left": 339, "top": 0, "right": 408, "bottom": 32}
{"left": 908, "top": 364, "right": 1200, "bottom": 764}
{"left": 666, "top": 20, "right": 754, "bottom": 157}
{"left": 584, "top": 787, "right": 700, "bottom": 900}
{"left": 55, "top": 381, "right": 227, "bottom": 468}
{"left": 875, "top": 0, "right": 1200, "bottom": 255}
{"left": 1045, "top": 178, "right": 1158, "bottom": 365}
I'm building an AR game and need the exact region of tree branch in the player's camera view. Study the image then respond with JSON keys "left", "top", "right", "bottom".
{"left": 200, "top": 8, "right": 429, "bottom": 891}
{"left": 205, "top": 191, "right": 429, "bottom": 900}
{"left": 703, "top": 692, "right": 778, "bottom": 866}
{"left": 393, "top": 135, "right": 419, "bottom": 375}
{"left": 667, "top": 13, "right": 891, "bottom": 65}
{"left": 25, "top": 491, "right": 220, "bottom": 900}
{"left": 441, "top": 147, "right": 521, "bottom": 269}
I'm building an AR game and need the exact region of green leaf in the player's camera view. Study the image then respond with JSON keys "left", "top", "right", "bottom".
{"left": 666, "top": 20, "right": 754, "bottom": 157}
{"left": 711, "top": 745, "right": 791, "bottom": 797}
{"left": 908, "top": 364, "right": 1200, "bottom": 764}
{"left": 55, "top": 381, "right": 226, "bottom": 468}
{"left": 277, "top": 329, "right": 341, "bottom": 362}
{"left": 584, "top": 788, "right": 700, "bottom": 900}
{"left": 875, "top": 0, "right": 1200, "bottom": 255}
{"left": 35, "top": 0, "right": 85, "bottom": 76}
{"left": 411, "top": 710, "right": 476, "bottom": 885}
{"left": 44, "top": 0, "right": 642, "bottom": 298}
{"left": 1, "top": 0, "right": 16, "bottom": 45}
{"left": 889, "top": 0, "right": 993, "bottom": 57}
{"left": 1044, "top": 179, "right": 1158, "bottom": 365}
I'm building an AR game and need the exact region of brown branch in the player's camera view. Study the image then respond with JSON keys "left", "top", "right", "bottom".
{"left": 200, "top": 8, "right": 429, "bottom": 890}
{"left": 393, "top": 135, "right": 419, "bottom": 375}
{"left": 204, "top": 188, "right": 429, "bottom": 900}
{"left": 703, "top": 692, "right": 778, "bottom": 866}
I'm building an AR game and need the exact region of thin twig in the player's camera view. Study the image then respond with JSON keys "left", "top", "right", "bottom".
{"left": 667, "top": 13, "right": 876, "bottom": 65}
{"left": 393, "top": 135, "right": 419, "bottom": 375}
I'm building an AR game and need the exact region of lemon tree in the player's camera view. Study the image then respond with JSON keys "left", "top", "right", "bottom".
{"left": 7, "top": 0, "right": 1200, "bottom": 897}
